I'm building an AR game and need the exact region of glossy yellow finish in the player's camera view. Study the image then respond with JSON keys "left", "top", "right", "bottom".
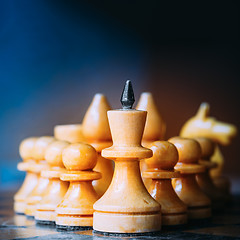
{"left": 14, "top": 138, "right": 39, "bottom": 214}
{"left": 56, "top": 143, "right": 101, "bottom": 227}
{"left": 136, "top": 92, "right": 166, "bottom": 189}
{"left": 169, "top": 137, "right": 211, "bottom": 220}
{"left": 93, "top": 109, "right": 161, "bottom": 233}
{"left": 180, "top": 102, "right": 237, "bottom": 183}
{"left": 82, "top": 93, "right": 113, "bottom": 197}
{"left": 143, "top": 141, "right": 187, "bottom": 226}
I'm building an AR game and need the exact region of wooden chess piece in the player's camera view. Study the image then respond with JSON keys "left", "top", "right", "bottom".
{"left": 169, "top": 137, "right": 211, "bottom": 220}
{"left": 56, "top": 143, "right": 101, "bottom": 229}
{"left": 14, "top": 137, "right": 39, "bottom": 214}
{"left": 35, "top": 140, "right": 70, "bottom": 224}
{"left": 82, "top": 93, "right": 113, "bottom": 197}
{"left": 143, "top": 141, "right": 187, "bottom": 226}
{"left": 180, "top": 102, "right": 237, "bottom": 194}
{"left": 24, "top": 136, "right": 55, "bottom": 217}
{"left": 136, "top": 92, "right": 166, "bottom": 189}
{"left": 93, "top": 80, "right": 161, "bottom": 234}
{"left": 54, "top": 124, "right": 85, "bottom": 143}
{"left": 194, "top": 137, "right": 225, "bottom": 210}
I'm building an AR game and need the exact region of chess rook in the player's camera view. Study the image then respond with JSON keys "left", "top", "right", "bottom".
{"left": 143, "top": 141, "right": 187, "bottom": 226}
{"left": 54, "top": 124, "right": 86, "bottom": 143}
{"left": 93, "top": 81, "right": 161, "bottom": 234}
{"left": 169, "top": 137, "right": 211, "bottom": 220}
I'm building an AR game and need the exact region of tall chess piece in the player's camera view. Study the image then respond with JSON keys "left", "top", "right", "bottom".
{"left": 14, "top": 137, "right": 39, "bottom": 214}
{"left": 136, "top": 92, "right": 166, "bottom": 189}
{"left": 93, "top": 80, "right": 161, "bottom": 234}
{"left": 169, "top": 137, "right": 211, "bottom": 220}
{"left": 56, "top": 143, "right": 101, "bottom": 229}
{"left": 194, "top": 137, "right": 225, "bottom": 210}
{"left": 35, "top": 140, "right": 70, "bottom": 224}
{"left": 180, "top": 103, "right": 237, "bottom": 194}
{"left": 25, "top": 136, "right": 55, "bottom": 217}
{"left": 82, "top": 94, "right": 114, "bottom": 197}
{"left": 143, "top": 141, "right": 187, "bottom": 226}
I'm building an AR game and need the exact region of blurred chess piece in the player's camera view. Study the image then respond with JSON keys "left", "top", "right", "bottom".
{"left": 54, "top": 124, "right": 85, "bottom": 143}
{"left": 35, "top": 140, "right": 70, "bottom": 224}
{"left": 194, "top": 137, "right": 225, "bottom": 210}
{"left": 180, "top": 103, "right": 237, "bottom": 194}
{"left": 14, "top": 137, "right": 39, "bottom": 214}
{"left": 82, "top": 93, "right": 113, "bottom": 197}
{"left": 136, "top": 92, "right": 166, "bottom": 189}
{"left": 24, "top": 136, "right": 55, "bottom": 217}
{"left": 169, "top": 137, "right": 211, "bottom": 220}
{"left": 93, "top": 81, "right": 161, "bottom": 234}
{"left": 56, "top": 143, "right": 100, "bottom": 229}
{"left": 143, "top": 141, "right": 187, "bottom": 226}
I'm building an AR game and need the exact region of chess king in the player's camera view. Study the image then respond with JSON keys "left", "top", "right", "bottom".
{"left": 180, "top": 103, "right": 237, "bottom": 193}
{"left": 93, "top": 80, "right": 161, "bottom": 234}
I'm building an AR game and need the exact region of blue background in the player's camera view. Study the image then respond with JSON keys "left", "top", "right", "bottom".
{"left": 0, "top": 1, "right": 239, "bottom": 187}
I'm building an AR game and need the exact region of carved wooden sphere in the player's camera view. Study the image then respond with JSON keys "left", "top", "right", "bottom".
{"left": 62, "top": 143, "right": 97, "bottom": 170}
{"left": 45, "top": 140, "right": 70, "bottom": 167}
{"left": 145, "top": 141, "right": 178, "bottom": 170}
{"left": 19, "top": 137, "right": 38, "bottom": 161}
{"left": 168, "top": 137, "right": 201, "bottom": 164}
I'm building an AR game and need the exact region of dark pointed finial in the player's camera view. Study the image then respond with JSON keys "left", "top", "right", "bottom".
{"left": 121, "top": 80, "right": 135, "bottom": 109}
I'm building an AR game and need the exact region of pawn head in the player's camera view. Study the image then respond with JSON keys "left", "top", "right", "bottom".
{"left": 33, "top": 136, "right": 56, "bottom": 161}
{"left": 194, "top": 137, "right": 215, "bottom": 160}
{"left": 168, "top": 137, "right": 202, "bottom": 164}
{"left": 62, "top": 143, "right": 97, "bottom": 171}
{"left": 19, "top": 137, "right": 38, "bottom": 161}
{"left": 145, "top": 141, "right": 178, "bottom": 170}
{"left": 45, "top": 140, "right": 70, "bottom": 167}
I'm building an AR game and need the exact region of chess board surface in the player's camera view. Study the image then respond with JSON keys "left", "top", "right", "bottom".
{"left": 0, "top": 190, "right": 240, "bottom": 240}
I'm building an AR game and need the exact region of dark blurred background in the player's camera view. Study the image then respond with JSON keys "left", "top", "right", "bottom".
{"left": 0, "top": 1, "right": 239, "bottom": 187}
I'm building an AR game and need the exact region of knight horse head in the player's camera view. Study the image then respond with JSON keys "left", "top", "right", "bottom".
{"left": 180, "top": 102, "right": 237, "bottom": 146}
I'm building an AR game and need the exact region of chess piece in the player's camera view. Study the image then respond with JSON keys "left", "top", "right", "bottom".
{"left": 24, "top": 136, "right": 55, "bottom": 217}
{"left": 82, "top": 93, "right": 113, "bottom": 197}
{"left": 35, "top": 140, "right": 70, "bottom": 224}
{"left": 136, "top": 92, "right": 166, "bottom": 189}
{"left": 143, "top": 141, "right": 187, "bottom": 226}
{"left": 194, "top": 137, "right": 225, "bottom": 210}
{"left": 54, "top": 124, "right": 85, "bottom": 143}
{"left": 93, "top": 80, "right": 161, "bottom": 234}
{"left": 56, "top": 143, "right": 101, "bottom": 229}
{"left": 180, "top": 102, "right": 237, "bottom": 194}
{"left": 169, "top": 137, "right": 211, "bottom": 220}
{"left": 14, "top": 137, "right": 39, "bottom": 214}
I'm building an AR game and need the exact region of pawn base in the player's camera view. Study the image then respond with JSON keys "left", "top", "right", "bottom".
{"left": 14, "top": 201, "right": 26, "bottom": 214}
{"left": 56, "top": 214, "right": 93, "bottom": 228}
{"left": 36, "top": 219, "right": 55, "bottom": 225}
{"left": 35, "top": 210, "right": 56, "bottom": 223}
{"left": 188, "top": 206, "right": 211, "bottom": 219}
{"left": 162, "top": 213, "right": 187, "bottom": 226}
{"left": 93, "top": 211, "right": 161, "bottom": 233}
{"left": 25, "top": 204, "right": 37, "bottom": 217}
